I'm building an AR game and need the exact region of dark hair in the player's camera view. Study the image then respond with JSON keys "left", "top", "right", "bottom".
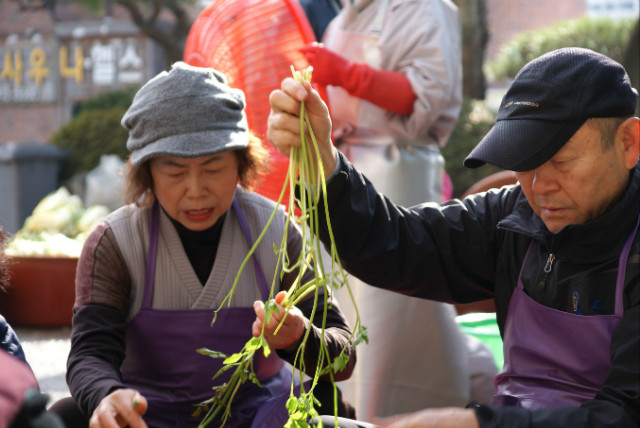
{"left": 124, "top": 133, "right": 271, "bottom": 208}
{"left": 588, "top": 117, "right": 627, "bottom": 150}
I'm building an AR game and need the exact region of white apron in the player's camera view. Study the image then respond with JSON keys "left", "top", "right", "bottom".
{"left": 325, "top": 0, "right": 471, "bottom": 421}
{"left": 324, "top": 0, "right": 445, "bottom": 207}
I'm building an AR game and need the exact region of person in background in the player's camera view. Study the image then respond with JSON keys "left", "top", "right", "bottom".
{"left": 1, "top": 227, "right": 29, "bottom": 366}
{"left": 297, "top": 0, "right": 342, "bottom": 41}
{"left": 298, "top": 0, "right": 497, "bottom": 420}
{"left": 1, "top": 226, "right": 65, "bottom": 428}
{"left": 267, "top": 47, "right": 640, "bottom": 427}
{"left": 49, "top": 62, "right": 356, "bottom": 428}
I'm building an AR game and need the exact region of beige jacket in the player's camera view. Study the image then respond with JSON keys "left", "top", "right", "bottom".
{"left": 327, "top": 0, "right": 462, "bottom": 145}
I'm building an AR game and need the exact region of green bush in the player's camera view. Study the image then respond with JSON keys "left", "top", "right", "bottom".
{"left": 50, "top": 89, "right": 135, "bottom": 181}
{"left": 442, "top": 98, "right": 502, "bottom": 198}
{"left": 50, "top": 107, "right": 130, "bottom": 181}
{"left": 445, "top": 17, "right": 637, "bottom": 198}
{"left": 74, "top": 87, "right": 137, "bottom": 115}
{"left": 486, "top": 17, "right": 636, "bottom": 82}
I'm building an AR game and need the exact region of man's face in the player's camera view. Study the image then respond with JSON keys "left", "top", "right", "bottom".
{"left": 515, "top": 120, "right": 632, "bottom": 234}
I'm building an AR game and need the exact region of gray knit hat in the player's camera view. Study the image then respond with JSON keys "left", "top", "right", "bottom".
{"left": 122, "top": 61, "right": 249, "bottom": 166}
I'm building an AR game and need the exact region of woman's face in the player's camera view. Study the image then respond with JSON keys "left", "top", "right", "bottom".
{"left": 149, "top": 152, "right": 239, "bottom": 231}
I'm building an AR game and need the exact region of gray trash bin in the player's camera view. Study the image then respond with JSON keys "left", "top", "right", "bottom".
{"left": 0, "top": 142, "right": 64, "bottom": 235}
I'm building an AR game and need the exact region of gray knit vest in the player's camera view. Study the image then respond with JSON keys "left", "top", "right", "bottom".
{"left": 106, "top": 188, "right": 286, "bottom": 320}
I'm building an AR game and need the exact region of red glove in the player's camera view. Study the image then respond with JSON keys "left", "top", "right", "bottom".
{"left": 299, "top": 43, "right": 416, "bottom": 115}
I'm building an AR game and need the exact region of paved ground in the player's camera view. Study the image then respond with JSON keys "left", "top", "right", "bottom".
{"left": 15, "top": 326, "right": 72, "bottom": 408}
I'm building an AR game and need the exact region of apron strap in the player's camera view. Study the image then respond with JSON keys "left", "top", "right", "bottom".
{"left": 615, "top": 213, "right": 640, "bottom": 316}
{"left": 518, "top": 210, "right": 639, "bottom": 316}
{"left": 370, "top": 0, "right": 390, "bottom": 35}
{"left": 142, "top": 202, "right": 160, "bottom": 309}
{"left": 143, "top": 198, "right": 272, "bottom": 307}
{"left": 232, "top": 197, "right": 271, "bottom": 301}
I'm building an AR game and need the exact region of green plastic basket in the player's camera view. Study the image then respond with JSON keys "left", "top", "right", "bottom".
{"left": 456, "top": 312, "right": 504, "bottom": 369}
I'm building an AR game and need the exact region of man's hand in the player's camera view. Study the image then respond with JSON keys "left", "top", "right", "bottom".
{"left": 267, "top": 77, "right": 337, "bottom": 180}
{"left": 89, "top": 389, "right": 148, "bottom": 428}
{"left": 253, "top": 291, "right": 306, "bottom": 353}
{"left": 374, "top": 407, "right": 480, "bottom": 428}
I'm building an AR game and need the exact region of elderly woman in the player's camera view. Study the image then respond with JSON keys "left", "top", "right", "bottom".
{"left": 51, "top": 62, "right": 355, "bottom": 428}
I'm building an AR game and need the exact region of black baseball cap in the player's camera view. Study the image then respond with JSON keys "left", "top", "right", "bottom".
{"left": 464, "top": 47, "right": 638, "bottom": 171}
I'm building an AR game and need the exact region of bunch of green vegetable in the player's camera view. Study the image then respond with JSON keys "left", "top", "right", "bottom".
{"left": 193, "top": 67, "right": 368, "bottom": 428}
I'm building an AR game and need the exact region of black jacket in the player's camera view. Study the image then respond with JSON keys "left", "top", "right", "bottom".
{"left": 315, "top": 152, "right": 640, "bottom": 428}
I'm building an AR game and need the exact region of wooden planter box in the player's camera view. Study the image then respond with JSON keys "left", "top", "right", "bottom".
{"left": 0, "top": 256, "right": 77, "bottom": 327}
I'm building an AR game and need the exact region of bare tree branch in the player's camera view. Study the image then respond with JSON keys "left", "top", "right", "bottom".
{"left": 113, "top": 0, "right": 191, "bottom": 65}
{"left": 6, "top": 0, "right": 195, "bottom": 66}
{"left": 9, "top": 0, "right": 56, "bottom": 13}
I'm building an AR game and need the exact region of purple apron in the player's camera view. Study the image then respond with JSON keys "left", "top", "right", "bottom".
{"left": 120, "top": 199, "right": 296, "bottom": 427}
{"left": 492, "top": 214, "right": 640, "bottom": 409}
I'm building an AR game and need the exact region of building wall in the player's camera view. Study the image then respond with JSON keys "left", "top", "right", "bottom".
{"left": 0, "top": 2, "right": 162, "bottom": 146}
{"left": 485, "top": 0, "right": 588, "bottom": 62}
{"left": 0, "top": 104, "right": 58, "bottom": 144}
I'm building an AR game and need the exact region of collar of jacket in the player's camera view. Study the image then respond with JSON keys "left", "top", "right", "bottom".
{"left": 343, "top": 0, "right": 375, "bottom": 11}
{"left": 498, "top": 160, "right": 640, "bottom": 264}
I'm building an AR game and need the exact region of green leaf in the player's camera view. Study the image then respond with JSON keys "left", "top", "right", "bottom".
{"left": 332, "top": 353, "right": 349, "bottom": 372}
{"left": 191, "top": 406, "right": 202, "bottom": 418}
{"left": 196, "top": 348, "right": 227, "bottom": 359}
{"left": 211, "top": 363, "right": 238, "bottom": 380}
{"left": 211, "top": 382, "right": 228, "bottom": 392}
{"left": 239, "top": 370, "right": 248, "bottom": 382}
{"left": 286, "top": 396, "right": 298, "bottom": 413}
{"left": 248, "top": 372, "right": 262, "bottom": 387}
{"left": 352, "top": 325, "right": 369, "bottom": 347}
{"left": 245, "top": 336, "right": 263, "bottom": 352}
{"left": 222, "top": 353, "right": 243, "bottom": 364}
{"left": 262, "top": 338, "right": 271, "bottom": 358}
{"left": 290, "top": 411, "right": 306, "bottom": 420}
{"left": 265, "top": 299, "right": 280, "bottom": 314}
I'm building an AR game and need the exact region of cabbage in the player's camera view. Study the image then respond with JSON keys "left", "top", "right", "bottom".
{"left": 75, "top": 205, "right": 110, "bottom": 235}
{"left": 7, "top": 187, "right": 111, "bottom": 257}
{"left": 22, "top": 187, "right": 84, "bottom": 236}
{"left": 6, "top": 232, "right": 84, "bottom": 257}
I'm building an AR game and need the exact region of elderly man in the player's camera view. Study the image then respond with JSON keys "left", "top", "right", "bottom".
{"left": 267, "top": 47, "right": 639, "bottom": 427}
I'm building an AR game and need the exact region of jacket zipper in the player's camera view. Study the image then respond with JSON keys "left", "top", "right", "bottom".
{"left": 537, "top": 252, "right": 555, "bottom": 290}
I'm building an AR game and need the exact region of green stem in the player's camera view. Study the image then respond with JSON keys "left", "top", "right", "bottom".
{"left": 198, "top": 67, "right": 363, "bottom": 428}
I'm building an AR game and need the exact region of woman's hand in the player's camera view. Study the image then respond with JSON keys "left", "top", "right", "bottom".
{"left": 374, "top": 407, "right": 480, "bottom": 428}
{"left": 89, "top": 389, "right": 148, "bottom": 428}
{"left": 267, "top": 77, "right": 337, "bottom": 180}
{"left": 253, "top": 291, "right": 306, "bottom": 353}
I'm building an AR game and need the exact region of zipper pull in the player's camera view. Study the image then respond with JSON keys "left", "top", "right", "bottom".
{"left": 572, "top": 291, "right": 581, "bottom": 314}
{"left": 537, "top": 253, "right": 555, "bottom": 291}
{"left": 544, "top": 253, "right": 555, "bottom": 273}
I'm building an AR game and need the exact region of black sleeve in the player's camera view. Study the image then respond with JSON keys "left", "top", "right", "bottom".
{"left": 317, "top": 152, "right": 513, "bottom": 303}
{"left": 470, "top": 306, "right": 640, "bottom": 428}
{"left": 276, "top": 291, "right": 356, "bottom": 382}
{"left": 66, "top": 304, "right": 128, "bottom": 417}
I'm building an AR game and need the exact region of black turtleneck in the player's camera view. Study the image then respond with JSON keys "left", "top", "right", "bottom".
{"left": 169, "top": 212, "right": 226, "bottom": 285}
